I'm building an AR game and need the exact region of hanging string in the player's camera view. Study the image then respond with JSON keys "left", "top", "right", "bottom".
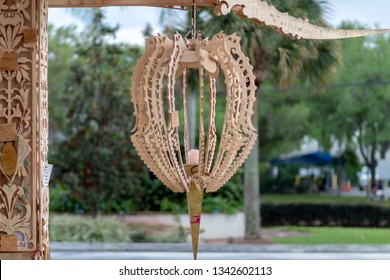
{"left": 191, "top": 0, "right": 197, "bottom": 39}
{"left": 184, "top": 0, "right": 197, "bottom": 39}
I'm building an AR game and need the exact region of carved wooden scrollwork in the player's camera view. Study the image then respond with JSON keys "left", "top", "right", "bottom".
{"left": 214, "top": 0, "right": 390, "bottom": 40}
{"left": 130, "top": 32, "right": 257, "bottom": 259}
{"left": 130, "top": 32, "right": 257, "bottom": 194}
{"left": 0, "top": 0, "right": 49, "bottom": 260}
{"left": 0, "top": 0, "right": 35, "bottom": 255}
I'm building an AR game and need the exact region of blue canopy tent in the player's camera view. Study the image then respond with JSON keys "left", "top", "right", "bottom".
{"left": 271, "top": 151, "right": 336, "bottom": 192}
{"left": 271, "top": 151, "right": 333, "bottom": 167}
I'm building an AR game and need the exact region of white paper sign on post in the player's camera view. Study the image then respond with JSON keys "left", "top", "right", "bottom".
{"left": 42, "top": 164, "right": 53, "bottom": 187}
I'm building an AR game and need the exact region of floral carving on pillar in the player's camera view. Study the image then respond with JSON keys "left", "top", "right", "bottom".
{"left": 0, "top": 0, "right": 48, "bottom": 259}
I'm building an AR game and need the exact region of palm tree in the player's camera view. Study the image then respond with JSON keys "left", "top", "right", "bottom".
{"left": 201, "top": 0, "right": 341, "bottom": 239}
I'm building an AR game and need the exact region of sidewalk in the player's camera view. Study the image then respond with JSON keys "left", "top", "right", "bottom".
{"left": 50, "top": 242, "right": 390, "bottom": 260}
{"left": 51, "top": 242, "right": 390, "bottom": 253}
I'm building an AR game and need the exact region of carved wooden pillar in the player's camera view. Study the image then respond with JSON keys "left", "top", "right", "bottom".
{"left": 0, "top": 0, "right": 49, "bottom": 260}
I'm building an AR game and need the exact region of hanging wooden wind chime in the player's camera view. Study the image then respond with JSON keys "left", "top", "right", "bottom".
{"left": 130, "top": 1, "right": 256, "bottom": 259}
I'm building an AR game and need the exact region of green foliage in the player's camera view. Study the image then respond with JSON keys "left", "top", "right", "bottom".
{"left": 272, "top": 226, "right": 390, "bottom": 244}
{"left": 50, "top": 215, "right": 187, "bottom": 243}
{"left": 262, "top": 203, "right": 390, "bottom": 228}
{"left": 128, "top": 226, "right": 186, "bottom": 243}
{"left": 50, "top": 9, "right": 145, "bottom": 214}
{"left": 128, "top": 229, "right": 154, "bottom": 243}
{"left": 160, "top": 197, "right": 186, "bottom": 214}
{"left": 337, "top": 148, "right": 361, "bottom": 185}
{"left": 50, "top": 216, "right": 131, "bottom": 243}
{"left": 48, "top": 24, "right": 77, "bottom": 135}
{"left": 49, "top": 183, "right": 74, "bottom": 212}
{"left": 140, "top": 174, "right": 185, "bottom": 213}
{"left": 260, "top": 166, "right": 303, "bottom": 193}
{"left": 308, "top": 22, "right": 390, "bottom": 189}
{"left": 202, "top": 175, "right": 244, "bottom": 214}
{"left": 159, "top": 172, "right": 244, "bottom": 214}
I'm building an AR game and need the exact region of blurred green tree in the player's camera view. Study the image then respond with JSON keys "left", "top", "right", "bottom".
{"left": 48, "top": 24, "right": 77, "bottom": 136}
{"left": 310, "top": 22, "right": 390, "bottom": 195}
{"left": 51, "top": 9, "right": 145, "bottom": 214}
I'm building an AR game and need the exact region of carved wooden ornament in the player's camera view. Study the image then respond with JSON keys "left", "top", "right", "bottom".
{"left": 0, "top": 0, "right": 49, "bottom": 259}
{"left": 213, "top": 0, "right": 390, "bottom": 40}
{"left": 130, "top": 31, "right": 257, "bottom": 259}
{"left": 131, "top": 32, "right": 257, "bottom": 193}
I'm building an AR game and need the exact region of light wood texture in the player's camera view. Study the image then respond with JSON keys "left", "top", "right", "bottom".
{"left": 0, "top": 235, "right": 18, "bottom": 251}
{"left": 130, "top": 32, "right": 257, "bottom": 194}
{"left": 1, "top": 143, "right": 17, "bottom": 176}
{"left": 186, "top": 179, "right": 203, "bottom": 260}
{"left": 37, "top": 0, "right": 51, "bottom": 260}
{"left": 23, "top": 29, "right": 38, "bottom": 43}
{"left": 184, "top": 164, "right": 202, "bottom": 260}
{"left": 215, "top": 0, "right": 390, "bottom": 40}
{"left": 130, "top": 32, "right": 257, "bottom": 259}
{"left": 171, "top": 111, "right": 180, "bottom": 128}
{"left": 48, "top": 0, "right": 216, "bottom": 8}
{"left": 0, "top": 53, "right": 18, "bottom": 71}
{"left": 0, "top": 0, "right": 49, "bottom": 260}
{"left": 0, "top": 252, "right": 22, "bottom": 259}
{"left": 0, "top": 124, "right": 17, "bottom": 142}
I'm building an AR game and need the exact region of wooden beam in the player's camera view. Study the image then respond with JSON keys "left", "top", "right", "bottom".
{"left": 48, "top": 0, "right": 217, "bottom": 8}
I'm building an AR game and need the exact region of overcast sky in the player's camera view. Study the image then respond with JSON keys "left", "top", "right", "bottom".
{"left": 48, "top": 0, "right": 390, "bottom": 45}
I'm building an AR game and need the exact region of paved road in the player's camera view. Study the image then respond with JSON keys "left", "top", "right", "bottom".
{"left": 339, "top": 188, "right": 390, "bottom": 197}
{"left": 50, "top": 243, "right": 390, "bottom": 260}
{"left": 50, "top": 251, "right": 390, "bottom": 260}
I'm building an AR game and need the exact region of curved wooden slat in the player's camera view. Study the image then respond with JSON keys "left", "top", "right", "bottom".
{"left": 216, "top": 0, "right": 390, "bottom": 40}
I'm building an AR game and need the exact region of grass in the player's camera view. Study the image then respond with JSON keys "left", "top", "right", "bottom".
{"left": 261, "top": 193, "right": 390, "bottom": 206}
{"left": 271, "top": 226, "right": 390, "bottom": 244}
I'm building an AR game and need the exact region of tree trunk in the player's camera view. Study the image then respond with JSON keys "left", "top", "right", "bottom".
{"left": 369, "top": 163, "right": 376, "bottom": 196}
{"left": 367, "top": 143, "right": 377, "bottom": 197}
{"left": 244, "top": 102, "right": 260, "bottom": 239}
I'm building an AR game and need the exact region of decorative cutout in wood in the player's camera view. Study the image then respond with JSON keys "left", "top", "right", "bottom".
{"left": 214, "top": 0, "right": 390, "bottom": 40}
{"left": 0, "top": 0, "right": 49, "bottom": 259}
{"left": 131, "top": 32, "right": 257, "bottom": 193}
{"left": 130, "top": 31, "right": 257, "bottom": 259}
